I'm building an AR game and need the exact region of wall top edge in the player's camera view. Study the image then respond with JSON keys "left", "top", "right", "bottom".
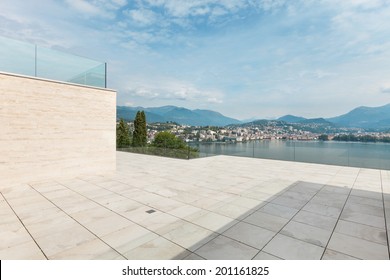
{"left": 0, "top": 71, "right": 116, "bottom": 93}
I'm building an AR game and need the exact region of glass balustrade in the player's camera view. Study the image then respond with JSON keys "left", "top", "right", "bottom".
{"left": 0, "top": 36, "right": 106, "bottom": 88}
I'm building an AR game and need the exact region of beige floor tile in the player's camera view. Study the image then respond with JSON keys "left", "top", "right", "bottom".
{"left": 230, "top": 196, "right": 264, "bottom": 210}
{"left": 49, "top": 238, "right": 124, "bottom": 260}
{"left": 280, "top": 190, "right": 314, "bottom": 201}
{"left": 35, "top": 226, "right": 96, "bottom": 257}
{"left": 167, "top": 204, "right": 203, "bottom": 219}
{"left": 270, "top": 195, "right": 308, "bottom": 210}
{"left": 163, "top": 221, "right": 218, "bottom": 251}
{"left": 0, "top": 240, "right": 46, "bottom": 260}
{"left": 310, "top": 195, "right": 347, "bottom": 209}
{"left": 321, "top": 185, "right": 350, "bottom": 195}
{"left": 195, "top": 235, "right": 259, "bottom": 260}
{"left": 21, "top": 207, "right": 65, "bottom": 226}
{"left": 253, "top": 251, "right": 282, "bottom": 260}
{"left": 348, "top": 195, "right": 383, "bottom": 207}
{"left": 302, "top": 202, "right": 342, "bottom": 218}
{"left": 147, "top": 197, "right": 187, "bottom": 212}
{"left": 0, "top": 224, "right": 34, "bottom": 250}
{"left": 258, "top": 203, "right": 299, "bottom": 219}
{"left": 223, "top": 222, "right": 276, "bottom": 249}
{"left": 334, "top": 220, "right": 387, "bottom": 245}
{"left": 327, "top": 232, "right": 389, "bottom": 260}
{"left": 190, "top": 212, "right": 237, "bottom": 233}
{"left": 83, "top": 214, "right": 133, "bottom": 237}
{"left": 243, "top": 189, "right": 277, "bottom": 201}
{"left": 263, "top": 234, "right": 324, "bottom": 260}
{"left": 280, "top": 221, "right": 332, "bottom": 247}
{"left": 8, "top": 203, "right": 58, "bottom": 221}
{"left": 70, "top": 206, "right": 114, "bottom": 224}
{"left": 104, "top": 199, "right": 143, "bottom": 213}
{"left": 124, "top": 237, "right": 190, "bottom": 260}
{"left": 191, "top": 197, "right": 223, "bottom": 210}
{"left": 350, "top": 189, "right": 383, "bottom": 200}
{"left": 321, "top": 249, "right": 359, "bottom": 260}
{"left": 183, "top": 253, "right": 205, "bottom": 260}
{"left": 26, "top": 215, "right": 79, "bottom": 239}
{"left": 293, "top": 210, "right": 338, "bottom": 231}
{"left": 340, "top": 210, "right": 385, "bottom": 229}
{"left": 91, "top": 193, "right": 128, "bottom": 206}
{"left": 211, "top": 203, "right": 255, "bottom": 220}
{"left": 101, "top": 224, "right": 158, "bottom": 254}
{"left": 244, "top": 211, "right": 289, "bottom": 232}
{"left": 136, "top": 212, "right": 181, "bottom": 234}
{"left": 343, "top": 201, "right": 384, "bottom": 218}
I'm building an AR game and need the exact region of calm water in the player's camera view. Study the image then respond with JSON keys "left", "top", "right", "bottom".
{"left": 190, "top": 140, "right": 390, "bottom": 170}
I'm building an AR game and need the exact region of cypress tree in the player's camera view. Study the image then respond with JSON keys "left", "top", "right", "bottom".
{"left": 140, "top": 111, "right": 147, "bottom": 146}
{"left": 132, "top": 111, "right": 147, "bottom": 147}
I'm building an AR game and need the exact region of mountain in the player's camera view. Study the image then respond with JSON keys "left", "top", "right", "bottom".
{"left": 327, "top": 103, "right": 390, "bottom": 130}
{"left": 278, "top": 115, "right": 307, "bottom": 123}
{"left": 193, "top": 109, "right": 242, "bottom": 126}
{"left": 116, "top": 106, "right": 166, "bottom": 123}
{"left": 117, "top": 105, "right": 242, "bottom": 126}
{"left": 299, "top": 118, "right": 334, "bottom": 125}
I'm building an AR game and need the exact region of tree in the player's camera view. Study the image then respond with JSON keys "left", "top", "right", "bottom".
{"left": 116, "top": 119, "right": 131, "bottom": 148}
{"left": 132, "top": 111, "right": 147, "bottom": 147}
{"left": 318, "top": 134, "right": 329, "bottom": 141}
{"left": 152, "top": 131, "right": 187, "bottom": 149}
{"left": 152, "top": 131, "right": 198, "bottom": 159}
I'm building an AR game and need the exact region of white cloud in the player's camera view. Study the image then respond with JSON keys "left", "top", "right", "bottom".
{"left": 140, "top": 0, "right": 283, "bottom": 20}
{"left": 124, "top": 9, "right": 158, "bottom": 26}
{"left": 65, "top": 0, "right": 102, "bottom": 16}
{"left": 65, "top": 0, "right": 127, "bottom": 18}
{"left": 125, "top": 78, "right": 223, "bottom": 104}
{"left": 380, "top": 85, "right": 390, "bottom": 93}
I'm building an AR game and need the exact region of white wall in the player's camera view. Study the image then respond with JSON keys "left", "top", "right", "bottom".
{"left": 0, "top": 72, "right": 116, "bottom": 186}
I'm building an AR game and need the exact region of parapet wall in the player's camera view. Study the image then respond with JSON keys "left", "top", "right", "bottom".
{"left": 0, "top": 72, "right": 116, "bottom": 186}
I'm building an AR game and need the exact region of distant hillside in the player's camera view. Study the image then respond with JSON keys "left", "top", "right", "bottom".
{"left": 299, "top": 118, "right": 334, "bottom": 125}
{"left": 117, "top": 105, "right": 242, "bottom": 126}
{"left": 327, "top": 103, "right": 390, "bottom": 130}
{"left": 278, "top": 115, "right": 306, "bottom": 123}
{"left": 117, "top": 106, "right": 166, "bottom": 123}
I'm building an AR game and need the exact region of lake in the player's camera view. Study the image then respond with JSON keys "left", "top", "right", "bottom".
{"left": 190, "top": 140, "right": 390, "bottom": 170}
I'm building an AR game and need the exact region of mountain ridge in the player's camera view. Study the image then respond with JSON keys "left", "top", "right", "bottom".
{"left": 117, "top": 103, "right": 390, "bottom": 130}
{"left": 117, "top": 105, "right": 242, "bottom": 126}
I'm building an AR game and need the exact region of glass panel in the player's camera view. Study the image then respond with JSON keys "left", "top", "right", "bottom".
{"left": 67, "top": 63, "right": 106, "bottom": 88}
{"left": 36, "top": 46, "right": 105, "bottom": 87}
{"left": 0, "top": 36, "right": 106, "bottom": 88}
{"left": 0, "top": 36, "right": 35, "bottom": 76}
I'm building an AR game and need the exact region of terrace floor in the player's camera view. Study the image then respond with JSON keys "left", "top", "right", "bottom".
{"left": 1, "top": 151, "right": 390, "bottom": 260}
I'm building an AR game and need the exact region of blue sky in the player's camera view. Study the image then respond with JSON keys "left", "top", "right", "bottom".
{"left": 1, "top": 0, "right": 390, "bottom": 120}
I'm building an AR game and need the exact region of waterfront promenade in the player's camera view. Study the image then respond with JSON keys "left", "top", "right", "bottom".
{"left": 1, "top": 152, "right": 389, "bottom": 259}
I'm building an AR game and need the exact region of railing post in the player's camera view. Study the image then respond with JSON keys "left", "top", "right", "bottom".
{"left": 105, "top": 62, "right": 107, "bottom": 88}
{"left": 34, "top": 44, "right": 37, "bottom": 77}
{"left": 294, "top": 141, "right": 296, "bottom": 161}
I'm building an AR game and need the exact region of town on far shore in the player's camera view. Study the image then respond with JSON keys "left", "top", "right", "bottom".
{"left": 120, "top": 120, "right": 390, "bottom": 144}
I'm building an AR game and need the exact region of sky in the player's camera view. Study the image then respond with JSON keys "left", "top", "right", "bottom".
{"left": 1, "top": 0, "right": 390, "bottom": 120}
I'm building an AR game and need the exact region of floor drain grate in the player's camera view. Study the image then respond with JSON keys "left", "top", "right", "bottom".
{"left": 146, "top": 209, "right": 156, "bottom": 214}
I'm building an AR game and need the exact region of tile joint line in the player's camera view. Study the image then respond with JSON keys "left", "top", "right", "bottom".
{"left": 380, "top": 170, "right": 390, "bottom": 259}
{"left": 0, "top": 191, "right": 48, "bottom": 260}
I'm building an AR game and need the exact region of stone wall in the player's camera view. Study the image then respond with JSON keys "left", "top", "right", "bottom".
{"left": 0, "top": 72, "right": 116, "bottom": 186}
